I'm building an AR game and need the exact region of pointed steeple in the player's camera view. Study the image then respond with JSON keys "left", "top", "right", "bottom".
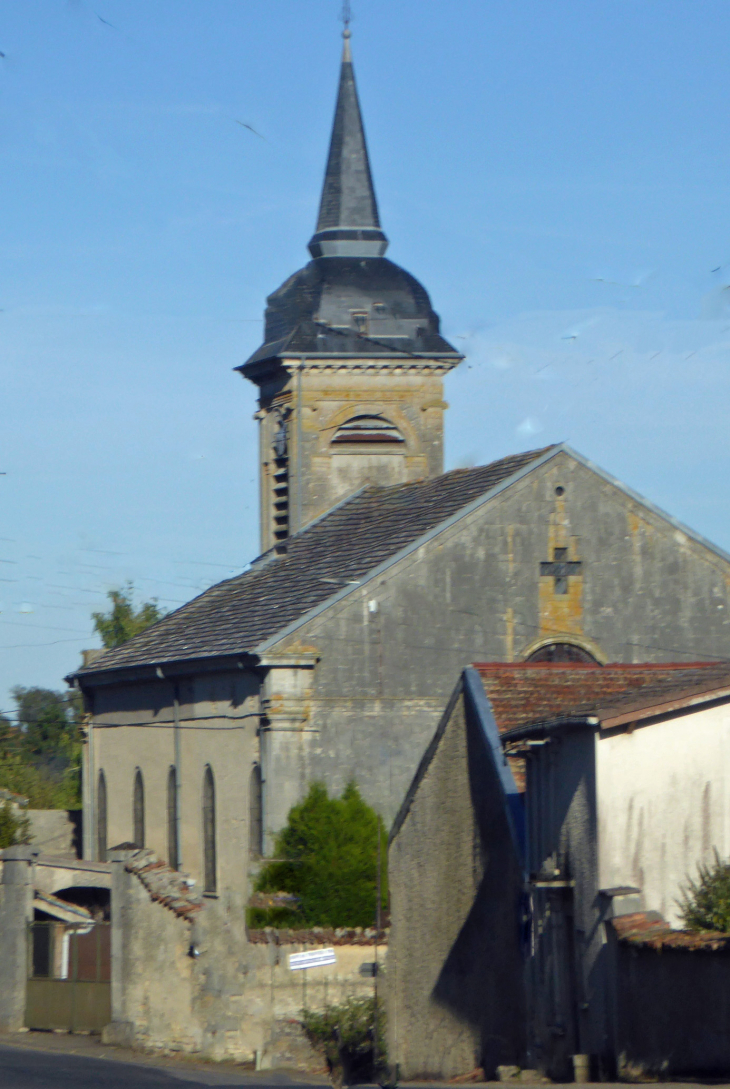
{"left": 308, "top": 30, "right": 388, "bottom": 259}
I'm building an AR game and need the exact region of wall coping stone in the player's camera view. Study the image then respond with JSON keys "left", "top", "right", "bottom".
{"left": 124, "top": 848, "right": 204, "bottom": 919}
{"left": 247, "top": 926, "right": 388, "bottom": 945}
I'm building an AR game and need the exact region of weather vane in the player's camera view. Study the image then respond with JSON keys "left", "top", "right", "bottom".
{"left": 341, "top": 0, "right": 351, "bottom": 33}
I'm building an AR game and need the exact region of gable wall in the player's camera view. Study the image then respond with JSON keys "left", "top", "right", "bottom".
{"left": 388, "top": 683, "right": 525, "bottom": 1078}
{"left": 268, "top": 451, "right": 730, "bottom": 827}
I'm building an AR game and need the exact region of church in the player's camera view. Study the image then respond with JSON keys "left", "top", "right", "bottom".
{"left": 71, "top": 29, "right": 730, "bottom": 906}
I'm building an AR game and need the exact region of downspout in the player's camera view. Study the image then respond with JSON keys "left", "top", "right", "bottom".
{"left": 157, "top": 666, "right": 183, "bottom": 870}
{"left": 172, "top": 683, "right": 183, "bottom": 870}
{"left": 86, "top": 711, "right": 95, "bottom": 861}
{"left": 296, "top": 358, "right": 304, "bottom": 533}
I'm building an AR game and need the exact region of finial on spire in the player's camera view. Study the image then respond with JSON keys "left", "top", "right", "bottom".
{"left": 308, "top": 5, "right": 388, "bottom": 259}
{"left": 341, "top": 1, "right": 352, "bottom": 59}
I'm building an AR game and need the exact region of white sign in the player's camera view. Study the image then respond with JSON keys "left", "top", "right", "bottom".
{"left": 289, "top": 947, "right": 337, "bottom": 971}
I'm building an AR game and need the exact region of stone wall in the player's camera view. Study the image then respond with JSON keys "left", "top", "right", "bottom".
{"left": 26, "top": 810, "right": 80, "bottom": 859}
{"left": 105, "top": 849, "right": 385, "bottom": 1067}
{"left": 267, "top": 449, "right": 730, "bottom": 836}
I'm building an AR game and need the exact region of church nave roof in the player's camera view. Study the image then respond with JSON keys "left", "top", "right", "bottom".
{"left": 71, "top": 446, "right": 555, "bottom": 682}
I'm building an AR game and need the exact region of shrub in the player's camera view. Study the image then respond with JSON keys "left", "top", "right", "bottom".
{"left": 250, "top": 781, "right": 387, "bottom": 928}
{"left": 679, "top": 849, "right": 730, "bottom": 931}
{"left": 0, "top": 802, "right": 31, "bottom": 849}
{"left": 302, "top": 995, "right": 386, "bottom": 1087}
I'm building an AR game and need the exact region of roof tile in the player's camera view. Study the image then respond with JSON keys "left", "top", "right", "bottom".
{"left": 474, "top": 662, "right": 730, "bottom": 735}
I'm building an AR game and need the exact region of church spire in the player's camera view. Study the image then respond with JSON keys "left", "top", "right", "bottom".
{"left": 308, "top": 29, "right": 389, "bottom": 259}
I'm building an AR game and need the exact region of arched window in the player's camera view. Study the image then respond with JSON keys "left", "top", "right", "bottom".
{"left": 526, "top": 642, "right": 600, "bottom": 665}
{"left": 331, "top": 415, "right": 404, "bottom": 445}
{"left": 202, "top": 766, "right": 216, "bottom": 894}
{"left": 249, "top": 763, "right": 263, "bottom": 860}
{"left": 97, "top": 770, "right": 107, "bottom": 863}
{"left": 133, "top": 768, "right": 145, "bottom": 849}
{"left": 167, "top": 766, "right": 179, "bottom": 871}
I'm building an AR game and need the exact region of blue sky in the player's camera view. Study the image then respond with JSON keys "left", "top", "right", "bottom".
{"left": 2, "top": 0, "right": 730, "bottom": 710}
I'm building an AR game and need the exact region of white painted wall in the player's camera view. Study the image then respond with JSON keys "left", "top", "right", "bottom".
{"left": 597, "top": 702, "right": 730, "bottom": 925}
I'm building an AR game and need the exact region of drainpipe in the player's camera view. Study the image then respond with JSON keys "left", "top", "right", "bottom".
{"left": 296, "top": 358, "right": 304, "bottom": 533}
{"left": 157, "top": 667, "right": 183, "bottom": 870}
{"left": 172, "top": 683, "right": 183, "bottom": 870}
{"left": 86, "top": 713, "right": 95, "bottom": 861}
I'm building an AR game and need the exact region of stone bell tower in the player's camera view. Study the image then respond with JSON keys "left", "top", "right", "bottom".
{"left": 237, "top": 29, "right": 462, "bottom": 553}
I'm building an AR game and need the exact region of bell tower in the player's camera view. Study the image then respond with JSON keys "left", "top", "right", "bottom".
{"left": 237, "top": 29, "right": 462, "bottom": 553}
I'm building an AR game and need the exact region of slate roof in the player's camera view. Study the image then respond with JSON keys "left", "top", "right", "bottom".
{"left": 308, "top": 31, "right": 387, "bottom": 258}
{"left": 73, "top": 448, "right": 553, "bottom": 683}
{"left": 474, "top": 662, "right": 730, "bottom": 738}
{"left": 240, "top": 257, "right": 460, "bottom": 373}
{"left": 241, "top": 35, "right": 460, "bottom": 371}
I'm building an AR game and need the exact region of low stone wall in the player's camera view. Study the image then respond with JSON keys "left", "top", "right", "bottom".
{"left": 105, "top": 849, "right": 386, "bottom": 1067}
{"left": 26, "top": 811, "right": 81, "bottom": 859}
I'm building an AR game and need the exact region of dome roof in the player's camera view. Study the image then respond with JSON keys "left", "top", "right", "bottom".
{"left": 240, "top": 256, "right": 460, "bottom": 373}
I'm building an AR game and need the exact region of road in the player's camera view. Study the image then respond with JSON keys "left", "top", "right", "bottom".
{"left": 0, "top": 1043, "right": 314, "bottom": 1089}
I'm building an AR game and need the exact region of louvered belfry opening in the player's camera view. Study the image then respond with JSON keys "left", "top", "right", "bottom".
{"left": 167, "top": 766, "right": 179, "bottom": 871}
{"left": 202, "top": 765, "right": 217, "bottom": 895}
{"left": 271, "top": 411, "right": 289, "bottom": 543}
{"left": 96, "top": 770, "right": 107, "bottom": 863}
{"left": 332, "top": 415, "right": 405, "bottom": 445}
{"left": 133, "top": 768, "right": 145, "bottom": 849}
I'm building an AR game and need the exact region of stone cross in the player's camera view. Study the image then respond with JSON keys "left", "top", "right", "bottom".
{"left": 540, "top": 547, "right": 582, "bottom": 595}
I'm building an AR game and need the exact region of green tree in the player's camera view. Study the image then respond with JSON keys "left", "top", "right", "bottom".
{"left": 0, "top": 688, "right": 83, "bottom": 809}
{"left": 12, "top": 687, "right": 78, "bottom": 762}
{"left": 0, "top": 801, "right": 31, "bottom": 849}
{"left": 251, "top": 781, "right": 387, "bottom": 928}
{"left": 679, "top": 850, "right": 730, "bottom": 932}
{"left": 92, "top": 582, "right": 165, "bottom": 649}
{"left": 0, "top": 713, "right": 21, "bottom": 761}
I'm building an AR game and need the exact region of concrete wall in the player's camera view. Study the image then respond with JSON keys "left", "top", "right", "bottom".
{"left": 388, "top": 682, "right": 525, "bottom": 1080}
{"left": 107, "top": 855, "right": 384, "bottom": 1065}
{"left": 597, "top": 702, "right": 730, "bottom": 926}
{"left": 0, "top": 849, "right": 34, "bottom": 1032}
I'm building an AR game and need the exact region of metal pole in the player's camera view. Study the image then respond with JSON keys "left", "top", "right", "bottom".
{"left": 373, "top": 813, "right": 381, "bottom": 1078}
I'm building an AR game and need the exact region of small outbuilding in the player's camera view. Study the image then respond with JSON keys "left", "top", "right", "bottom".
{"left": 388, "top": 661, "right": 730, "bottom": 1080}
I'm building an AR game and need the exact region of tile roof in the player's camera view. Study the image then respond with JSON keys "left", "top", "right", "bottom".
{"left": 474, "top": 662, "right": 730, "bottom": 737}
{"left": 73, "top": 447, "right": 554, "bottom": 681}
{"left": 611, "top": 911, "right": 730, "bottom": 951}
